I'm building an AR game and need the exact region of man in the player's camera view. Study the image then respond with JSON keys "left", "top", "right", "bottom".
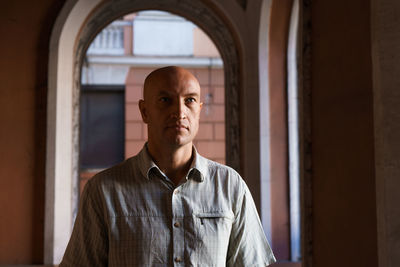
{"left": 60, "top": 66, "right": 276, "bottom": 266}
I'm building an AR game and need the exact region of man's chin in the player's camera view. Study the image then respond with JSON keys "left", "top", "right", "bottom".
{"left": 164, "top": 135, "right": 191, "bottom": 147}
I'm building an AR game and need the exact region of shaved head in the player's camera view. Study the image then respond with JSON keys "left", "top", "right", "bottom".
{"left": 143, "top": 66, "right": 200, "bottom": 100}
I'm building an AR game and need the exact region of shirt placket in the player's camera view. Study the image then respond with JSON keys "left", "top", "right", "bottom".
{"left": 171, "top": 186, "right": 185, "bottom": 266}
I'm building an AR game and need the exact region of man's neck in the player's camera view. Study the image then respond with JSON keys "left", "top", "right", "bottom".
{"left": 147, "top": 142, "right": 193, "bottom": 186}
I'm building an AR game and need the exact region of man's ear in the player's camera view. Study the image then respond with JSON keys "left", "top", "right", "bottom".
{"left": 138, "top": 99, "right": 148, "bottom": 123}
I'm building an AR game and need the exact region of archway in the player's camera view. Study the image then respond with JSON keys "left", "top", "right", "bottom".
{"left": 45, "top": 0, "right": 241, "bottom": 264}
{"left": 79, "top": 10, "right": 226, "bottom": 192}
{"left": 259, "top": 0, "right": 305, "bottom": 264}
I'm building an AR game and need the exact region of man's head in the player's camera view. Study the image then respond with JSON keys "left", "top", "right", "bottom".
{"left": 139, "top": 66, "right": 203, "bottom": 151}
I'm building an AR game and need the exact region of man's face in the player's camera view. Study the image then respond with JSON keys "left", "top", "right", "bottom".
{"left": 139, "top": 67, "right": 203, "bottom": 149}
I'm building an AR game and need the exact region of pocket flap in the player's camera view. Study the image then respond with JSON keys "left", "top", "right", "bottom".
{"left": 194, "top": 210, "right": 234, "bottom": 220}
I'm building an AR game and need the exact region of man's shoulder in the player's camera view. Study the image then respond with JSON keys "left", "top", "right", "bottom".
{"left": 196, "top": 155, "right": 248, "bottom": 207}
{"left": 197, "top": 154, "right": 243, "bottom": 183}
{"left": 201, "top": 156, "right": 238, "bottom": 174}
{"left": 87, "top": 155, "right": 140, "bottom": 187}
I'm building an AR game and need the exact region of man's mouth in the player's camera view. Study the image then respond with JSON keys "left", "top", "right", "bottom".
{"left": 167, "top": 124, "right": 189, "bottom": 131}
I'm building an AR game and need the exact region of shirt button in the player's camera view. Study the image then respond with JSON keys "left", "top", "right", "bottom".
{"left": 173, "top": 190, "right": 179, "bottom": 195}
{"left": 174, "top": 221, "right": 181, "bottom": 228}
{"left": 175, "top": 257, "right": 182, "bottom": 263}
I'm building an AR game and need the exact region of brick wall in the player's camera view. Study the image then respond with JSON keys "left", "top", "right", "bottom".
{"left": 125, "top": 68, "right": 151, "bottom": 157}
{"left": 192, "top": 68, "right": 225, "bottom": 164}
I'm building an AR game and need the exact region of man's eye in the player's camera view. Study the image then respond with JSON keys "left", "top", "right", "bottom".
{"left": 186, "top": 97, "right": 196, "bottom": 103}
{"left": 160, "top": 97, "right": 170, "bottom": 102}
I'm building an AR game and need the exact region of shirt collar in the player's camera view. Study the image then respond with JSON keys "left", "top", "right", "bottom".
{"left": 137, "top": 143, "right": 208, "bottom": 182}
{"left": 187, "top": 146, "right": 208, "bottom": 182}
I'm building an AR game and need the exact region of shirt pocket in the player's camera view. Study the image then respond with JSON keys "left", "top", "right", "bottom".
{"left": 194, "top": 210, "right": 234, "bottom": 224}
{"left": 192, "top": 211, "right": 234, "bottom": 264}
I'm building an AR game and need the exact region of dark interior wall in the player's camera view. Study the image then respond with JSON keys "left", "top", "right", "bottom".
{"left": 0, "top": 0, "right": 64, "bottom": 263}
{"left": 311, "top": 1, "right": 378, "bottom": 266}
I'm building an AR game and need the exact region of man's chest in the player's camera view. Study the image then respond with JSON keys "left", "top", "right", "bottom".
{"left": 104, "top": 179, "right": 234, "bottom": 266}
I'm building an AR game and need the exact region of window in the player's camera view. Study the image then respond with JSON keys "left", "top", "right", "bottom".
{"left": 80, "top": 85, "right": 125, "bottom": 169}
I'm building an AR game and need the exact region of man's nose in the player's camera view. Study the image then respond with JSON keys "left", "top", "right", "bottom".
{"left": 171, "top": 99, "right": 186, "bottom": 119}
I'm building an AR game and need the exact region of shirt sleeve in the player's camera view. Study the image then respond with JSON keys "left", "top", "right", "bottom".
{"left": 59, "top": 179, "right": 109, "bottom": 267}
{"left": 226, "top": 183, "right": 276, "bottom": 267}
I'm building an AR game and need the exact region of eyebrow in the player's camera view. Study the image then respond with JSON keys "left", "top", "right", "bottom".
{"left": 184, "top": 92, "right": 200, "bottom": 98}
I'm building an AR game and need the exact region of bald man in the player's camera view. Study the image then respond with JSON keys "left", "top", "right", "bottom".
{"left": 60, "top": 66, "right": 276, "bottom": 266}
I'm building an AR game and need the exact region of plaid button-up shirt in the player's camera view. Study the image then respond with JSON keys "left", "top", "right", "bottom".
{"left": 60, "top": 145, "right": 276, "bottom": 266}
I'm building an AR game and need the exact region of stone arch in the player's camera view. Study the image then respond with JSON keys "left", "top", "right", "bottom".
{"left": 45, "top": 0, "right": 241, "bottom": 264}
{"left": 75, "top": 0, "right": 241, "bottom": 170}
{"left": 258, "top": 0, "right": 311, "bottom": 264}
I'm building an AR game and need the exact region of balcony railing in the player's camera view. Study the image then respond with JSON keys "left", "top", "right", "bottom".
{"left": 87, "top": 20, "right": 131, "bottom": 55}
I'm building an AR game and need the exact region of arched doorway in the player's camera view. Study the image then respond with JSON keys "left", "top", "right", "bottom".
{"left": 45, "top": 0, "right": 309, "bottom": 265}
{"left": 79, "top": 10, "right": 226, "bottom": 194}
{"left": 45, "top": 0, "right": 241, "bottom": 263}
